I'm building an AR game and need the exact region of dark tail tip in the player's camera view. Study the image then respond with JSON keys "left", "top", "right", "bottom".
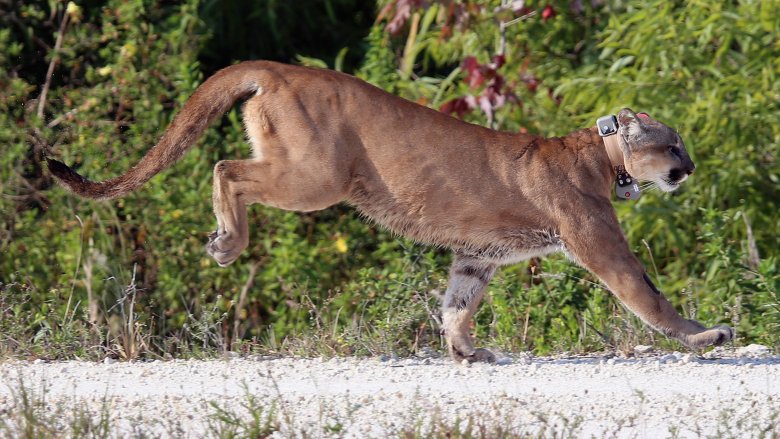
{"left": 46, "top": 158, "right": 105, "bottom": 199}
{"left": 47, "top": 158, "right": 87, "bottom": 185}
{"left": 47, "top": 158, "right": 126, "bottom": 200}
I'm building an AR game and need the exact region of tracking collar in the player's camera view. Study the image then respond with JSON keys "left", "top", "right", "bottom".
{"left": 596, "top": 114, "right": 643, "bottom": 200}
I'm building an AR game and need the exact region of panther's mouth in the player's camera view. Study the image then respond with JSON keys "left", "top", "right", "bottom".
{"left": 658, "top": 173, "right": 689, "bottom": 192}
{"left": 657, "top": 168, "right": 690, "bottom": 192}
{"left": 659, "top": 178, "right": 680, "bottom": 192}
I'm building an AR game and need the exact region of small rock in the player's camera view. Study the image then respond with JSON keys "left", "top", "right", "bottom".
{"left": 417, "top": 346, "right": 440, "bottom": 359}
{"left": 103, "top": 357, "right": 117, "bottom": 365}
{"left": 735, "top": 344, "right": 771, "bottom": 358}
{"left": 378, "top": 354, "right": 398, "bottom": 363}
{"left": 703, "top": 346, "right": 728, "bottom": 359}
{"left": 634, "top": 345, "right": 653, "bottom": 354}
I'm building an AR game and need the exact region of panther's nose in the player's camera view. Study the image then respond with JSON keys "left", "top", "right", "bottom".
{"left": 686, "top": 165, "right": 695, "bottom": 175}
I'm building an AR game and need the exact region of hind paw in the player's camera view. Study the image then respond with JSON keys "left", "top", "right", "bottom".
{"left": 205, "top": 231, "right": 246, "bottom": 267}
{"left": 450, "top": 346, "right": 496, "bottom": 364}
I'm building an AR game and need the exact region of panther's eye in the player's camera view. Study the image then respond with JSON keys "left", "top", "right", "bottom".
{"left": 667, "top": 145, "right": 682, "bottom": 158}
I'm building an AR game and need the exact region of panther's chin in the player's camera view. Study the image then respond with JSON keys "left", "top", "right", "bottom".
{"left": 657, "top": 178, "right": 681, "bottom": 192}
{"left": 658, "top": 171, "right": 689, "bottom": 192}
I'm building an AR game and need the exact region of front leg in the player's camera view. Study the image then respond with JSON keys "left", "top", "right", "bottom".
{"left": 441, "top": 254, "right": 498, "bottom": 363}
{"left": 561, "top": 213, "right": 733, "bottom": 349}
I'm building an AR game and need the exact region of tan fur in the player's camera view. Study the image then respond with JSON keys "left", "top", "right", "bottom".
{"left": 48, "top": 61, "right": 733, "bottom": 362}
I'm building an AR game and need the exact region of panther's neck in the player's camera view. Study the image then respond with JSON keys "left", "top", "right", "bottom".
{"left": 588, "top": 126, "right": 622, "bottom": 176}
{"left": 559, "top": 127, "right": 619, "bottom": 199}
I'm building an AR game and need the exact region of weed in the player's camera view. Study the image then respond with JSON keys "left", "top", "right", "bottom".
{"left": 207, "top": 386, "right": 279, "bottom": 439}
{"left": 0, "top": 371, "right": 112, "bottom": 439}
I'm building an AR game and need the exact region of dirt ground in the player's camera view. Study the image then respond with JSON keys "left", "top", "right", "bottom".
{"left": 1, "top": 345, "right": 778, "bottom": 438}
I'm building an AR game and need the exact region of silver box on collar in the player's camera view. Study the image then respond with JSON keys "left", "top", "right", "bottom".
{"left": 597, "top": 114, "right": 618, "bottom": 137}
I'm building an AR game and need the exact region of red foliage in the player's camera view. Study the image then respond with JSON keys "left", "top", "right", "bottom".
{"left": 521, "top": 72, "right": 539, "bottom": 92}
{"left": 541, "top": 5, "right": 556, "bottom": 22}
{"left": 379, "top": 1, "right": 481, "bottom": 39}
{"left": 439, "top": 96, "right": 476, "bottom": 119}
{"left": 378, "top": 0, "right": 428, "bottom": 35}
{"left": 462, "top": 54, "right": 506, "bottom": 90}
{"left": 441, "top": 54, "right": 518, "bottom": 124}
{"left": 440, "top": 1, "right": 480, "bottom": 39}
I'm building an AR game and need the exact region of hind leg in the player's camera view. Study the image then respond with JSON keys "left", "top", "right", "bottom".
{"left": 207, "top": 159, "right": 267, "bottom": 266}
{"left": 207, "top": 92, "right": 353, "bottom": 266}
{"left": 442, "top": 254, "right": 497, "bottom": 363}
{"left": 207, "top": 157, "right": 348, "bottom": 266}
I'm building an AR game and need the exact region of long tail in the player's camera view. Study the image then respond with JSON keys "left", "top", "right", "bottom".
{"left": 47, "top": 63, "right": 261, "bottom": 200}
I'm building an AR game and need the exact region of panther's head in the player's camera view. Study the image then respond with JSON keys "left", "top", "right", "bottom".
{"left": 617, "top": 108, "right": 695, "bottom": 192}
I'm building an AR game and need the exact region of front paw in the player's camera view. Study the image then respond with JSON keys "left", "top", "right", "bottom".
{"left": 685, "top": 324, "right": 735, "bottom": 348}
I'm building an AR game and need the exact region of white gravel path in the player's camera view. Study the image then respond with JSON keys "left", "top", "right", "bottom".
{"left": 1, "top": 345, "right": 778, "bottom": 438}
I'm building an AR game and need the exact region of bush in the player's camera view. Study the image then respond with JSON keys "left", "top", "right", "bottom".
{"left": 1, "top": 0, "right": 777, "bottom": 360}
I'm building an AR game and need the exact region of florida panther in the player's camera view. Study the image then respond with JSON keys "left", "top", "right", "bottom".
{"left": 48, "top": 61, "right": 734, "bottom": 362}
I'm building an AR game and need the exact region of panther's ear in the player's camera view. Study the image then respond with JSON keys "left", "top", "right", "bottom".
{"left": 617, "top": 108, "right": 640, "bottom": 128}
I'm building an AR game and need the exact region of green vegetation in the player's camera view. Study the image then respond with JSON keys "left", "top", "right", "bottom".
{"left": 1, "top": 0, "right": 778, "bottom": 360}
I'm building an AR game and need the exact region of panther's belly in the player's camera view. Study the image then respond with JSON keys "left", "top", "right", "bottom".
{"left": 453, "top": 229, "right": 563, "bottom": 265}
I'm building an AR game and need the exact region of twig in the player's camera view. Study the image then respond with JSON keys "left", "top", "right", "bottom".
{"left": 47, "top": 97, "right": 97, "bottom": 129}
{"left": 37, "top": 7, "right": 70, "bottom": 120}
{"left": 741, "top": 211, "right": 760, "bottom": 269}
{"left": 6, "top": 11, "right": 53, "bottom": 52}
{"left": 64, "top": 214, "right": 84, "bottom": 321}
{"left": 83, "top": 237, "right": 100, "bottom": 326}
{"left": 232, "top": 260, "right": 262, "bottom": 351}
{"left": 46, "top": 103, "right": 84, "bottom": 129}
{"left": 498, "top": 4, "right": 537, "bottom": 56}
{"left": 400, "top": 11, "right": 421, "bottom": 80}
{"left": 499, "top": 0, "right": 510, "bottom": 56}
{"left": 641, "top": 239, "right": 660, "bottom": 281}
{"left": 502, "top": 9, "right": 538, "bottom": 28}
{"left": 12, "top": 169, "right": 50, "bottom": 210}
